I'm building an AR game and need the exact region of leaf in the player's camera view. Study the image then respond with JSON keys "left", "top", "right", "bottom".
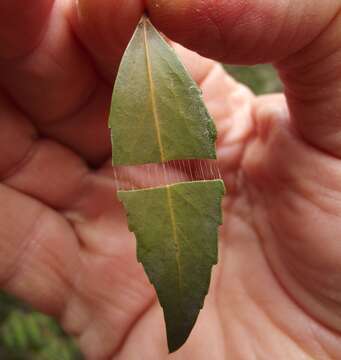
{"left": 109, "top": 16, "right": 217, "bottom": 166}
{"left": 118, "top": 180, "right": 225, "bottom": 352}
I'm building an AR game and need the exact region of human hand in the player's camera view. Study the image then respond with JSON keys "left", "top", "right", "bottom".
{"left": 1, "top": 1, "right": 341, "bottom": 359}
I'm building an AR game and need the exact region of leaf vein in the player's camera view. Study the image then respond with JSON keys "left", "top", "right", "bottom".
{"left": 143, "top": 18, "right": 165, "bottom": 163}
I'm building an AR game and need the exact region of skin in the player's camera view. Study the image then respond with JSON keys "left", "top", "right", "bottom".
{"left": 1, "top": 0, "right": 341, "bottom": 358}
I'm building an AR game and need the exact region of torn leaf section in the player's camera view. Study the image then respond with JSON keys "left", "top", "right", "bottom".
{"left": 109, "top": 16, "right": 217, "bottom": 166}
{"left": 118, "top": 180, "right": 225, "bottom": 352}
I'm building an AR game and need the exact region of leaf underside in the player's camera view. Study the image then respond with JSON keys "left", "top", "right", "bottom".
{"left": 118, "top": 180, "right": 225, "bottom": 352}
{"left": 109, "top": 16, "right": 217, "bottom": 166}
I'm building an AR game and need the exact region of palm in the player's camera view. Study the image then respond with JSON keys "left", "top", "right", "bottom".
{"left": 1, "top": 2, "right": 341, "bottom": 359}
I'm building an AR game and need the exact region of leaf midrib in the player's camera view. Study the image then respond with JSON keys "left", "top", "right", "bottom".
{"left": 142, "top": 18, "right": 165, "bottom": 163}
{"left": 143, "top": 18, "right": 182, "bottom": 299}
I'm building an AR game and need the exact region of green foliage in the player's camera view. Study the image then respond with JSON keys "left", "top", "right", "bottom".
{"left": 0, "top": 293, "right": 83, "bottom": 360}
{"left": 224, "top": 64, "right": 282, "bottom": 95}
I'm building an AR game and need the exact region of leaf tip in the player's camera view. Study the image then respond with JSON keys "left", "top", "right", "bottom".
{"left": 167, "top": 334, "right": 188, "bottom": 354}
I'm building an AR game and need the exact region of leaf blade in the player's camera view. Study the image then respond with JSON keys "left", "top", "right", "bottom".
{"left": 118, "top": 180, "right": 225, "bottom": 352}
{"left": 109, "top": 16, "right": 217, "bottom": 165}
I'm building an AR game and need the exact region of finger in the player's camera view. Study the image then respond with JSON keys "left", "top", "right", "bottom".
{"left": 0, "top": 1, "right": 105, "bottom": 165}
{"left": 252, "top": 94, "right": 290, "bottom": 142}
{"left": 245, "top": 94, "right": 341, "bottom": 333}
{"left": 0, "top": 1, "right": 144, "bottom": 166}
{"left": 38, "top": 83, "right": 113, "bottom": 166}
{"left": 0, "top": 0, "right": 54, "bottom": 60}
{"left": 0, "top": 92, "right": 91, "bottom": 210}
{"left": 0, "top": 95, "right": 37, "bottom": 180}
{"left": 0, "top": 1, "right": 97, "bottom": 124}
{"left": 148, "top": 0, "right": 339, "bottom": 64}
{"left": 69, "top": 0, "right": 144, "bottom": 82}
{"left": 0, "top": 184, "right": 80, "bottom": 315}
{"left": 148, "top": 0, "right": 341, "bottom": 157}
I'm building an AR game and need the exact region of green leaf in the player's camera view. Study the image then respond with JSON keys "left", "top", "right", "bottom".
{"left": 109, "top": 16, "right": 217, "bottom": 166}
{"left": 118, "top": 180, "right": 225, "bottom": 352}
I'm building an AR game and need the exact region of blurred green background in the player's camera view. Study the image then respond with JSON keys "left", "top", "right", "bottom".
{"left": 0, "top": 64, "right": 282, "bottom": 359}
{"left": 224, "top": 64, "right": 282, "bottom": 94}
{"left": 0, "top": 292, "right": 83, "bottom": 359}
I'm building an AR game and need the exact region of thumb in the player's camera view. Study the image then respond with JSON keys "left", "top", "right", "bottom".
{"left": 148, "top": 0, "right": 341, "bottom": 157}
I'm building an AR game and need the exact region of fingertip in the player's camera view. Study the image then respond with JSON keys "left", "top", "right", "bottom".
{"left": 253, "top": 94, "right": 289, "bottom": 142}
{"left": 70, "top": 0, "right": 144, "bottom": 81}
{"left": 147, "top": 0, "right": 330, "bottom": 65}
{"left": 147, "top": 0, "right": 250, "bottom": 61}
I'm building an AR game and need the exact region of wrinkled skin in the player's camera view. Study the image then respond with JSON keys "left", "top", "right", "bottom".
{"left": 1, "top": 1, "right": 341, "bottom": 359}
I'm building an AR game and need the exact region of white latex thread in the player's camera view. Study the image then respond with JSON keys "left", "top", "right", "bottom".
{"left": 113, "top": 159, "right": 223, "bottom": 191}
